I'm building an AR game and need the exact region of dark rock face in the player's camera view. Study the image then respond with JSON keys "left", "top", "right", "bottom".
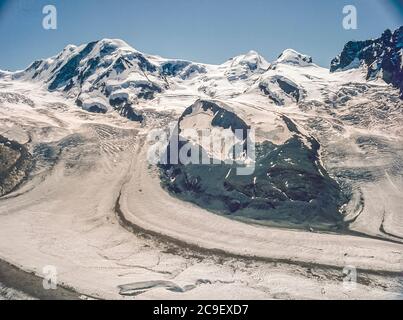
{"left": 276, "top": 78, "right": 300, "bottom": 102}
{"left": 180, "top": 64, "right": 207, "bottom": 79}
{"left": 23, "top": 40, "right": 207, "bottom": 123}
{"left": 136, "top": 83, "right": 162, "bottom": 100}
{"left": 160, "top": 61, "right": 206, "bottom": 79}
{"left": 160, "top": 102, "right": 346, "bottom": 230}
{"left": 130, "top": 52, "right": 157, "bottom": 73}
{"left": 48, "top": 41, "right": 98, "bottom": 91}
{"left": 258, "top": 76, "right": 302, "bottom": 105}
{"left": 0, "top": 136, "right": 33, "bottom": 196}
{"left": 112, "top": 57, "right": 129, "bottom": 74}
{"left": 27, "top": 60, "right": 43, "bottom": 79}
{"left": 117, "top": 104, "right": 144, "bottom": 122}
{"left": 45, "top": 40, "right": 160, "bottom": 121}
{"left": 331, "top": 27, "right": 403, "bottom": 97}
{"left": 79, "top": 56, "right": 101, "bottom": 84}
{"left": 161, "top": 61, "right": 191, "bottom": 76}
{"left": 162, "top": 100, "right": 250, "bottom": 165}
{"left": 26, "top": 60, "right": 43, "bottom": 72}
{"left": 109, "top": 96, "right": 143, "bottom": 122}
{"left": 259, "top": 83, "right": 283, "bottom": 106}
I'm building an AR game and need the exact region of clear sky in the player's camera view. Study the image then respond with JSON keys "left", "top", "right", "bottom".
{"left": 1, "top": 0, "right": 402, "bottom": 70}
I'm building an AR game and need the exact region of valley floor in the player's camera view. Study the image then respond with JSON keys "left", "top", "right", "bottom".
{"left": 0, "top": 80, "right": 402, "bottom": 299}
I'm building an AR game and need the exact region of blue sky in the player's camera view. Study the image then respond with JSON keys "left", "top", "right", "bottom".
{"left": 1, "top": 0, "right": 402, "bottom": 70}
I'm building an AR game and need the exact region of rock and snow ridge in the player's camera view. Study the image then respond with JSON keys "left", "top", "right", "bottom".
{"left": 1, "top": 27, "right": 401, "bottom": 122}
{"left": 331, "top": 26, "right": 403, "bottom": 97}
{"left": 274, "top": 49, "right": 313, "bottom": 67}
{"left": 0, "top": 28, "right": 403, "bottom": 300}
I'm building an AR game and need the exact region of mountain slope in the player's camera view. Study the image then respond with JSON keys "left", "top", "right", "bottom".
{"left": 331, "top": 27, "right": 403, "bottom": 97}
{"left": 2, "top": 27, "right": 400, "bottom": 124}
{"left": 0, "top": 27, "right": 402, "bottom": 300}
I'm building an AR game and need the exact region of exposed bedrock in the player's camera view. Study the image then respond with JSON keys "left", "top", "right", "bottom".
{"left": 0, "top": 135, "right": 33, "bottom": 196}
{"left": 159, "top": 101, "right": 347, "bottom": 230}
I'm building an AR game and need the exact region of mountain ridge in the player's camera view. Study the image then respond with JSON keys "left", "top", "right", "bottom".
{"left": 1, "top": 27, "right": 401, "bottom": 121}
{"left": 331, "top": 26, "right": 403, "bottom": 97}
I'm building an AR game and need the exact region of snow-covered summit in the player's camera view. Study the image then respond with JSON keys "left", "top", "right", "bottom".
{"left": 274, "top": 49, "right": 313, "bottom": 66}
{"left": 218, "top": 50, "right": 269, "bottom": 82}
{"left": 2, "top": 27, "right": 401, "bottom": 121}
{"left": 223, "top": 50, "right": 270, "bottom": 71}
{"left": 331, "top": 27, "right": 403, "bottom": 97}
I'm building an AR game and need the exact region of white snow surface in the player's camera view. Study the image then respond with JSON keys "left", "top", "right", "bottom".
{"left": 0, "top": 40, "right": 402, "bottom": 300}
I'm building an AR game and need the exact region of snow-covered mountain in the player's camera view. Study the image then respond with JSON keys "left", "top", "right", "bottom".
{"left": 0, "top": 31, "right": 402, "bottom": 220}
{"left": 1, "top": 29, "right": 393, "bottom": 122}
{"left": 7, "top": 39, "right": 272, "bottom": 120}
{"left": 1, "top": 28, "right": 402, "bottom": 225}
{"left": 5, "top": 28, "right": 400, "bottom": 124}
{"left": 0, "top": 27, "right": 403, "bottom": 300}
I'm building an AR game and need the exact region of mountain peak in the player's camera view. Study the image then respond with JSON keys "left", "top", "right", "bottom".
{"left": 275, "top": 49, "right": 313, "bottom": 66}
{"left": 95, "top": 38, "right": 136, "bottom": 52}
{"left": 330, "top": 26, "right": 403, "bottom": 97}
{"left": 224, "top": 50, "right": 270, "bottom": 71}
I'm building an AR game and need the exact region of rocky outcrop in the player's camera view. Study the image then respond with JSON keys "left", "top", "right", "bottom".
{"left": 331, "top": 27, "right": 403, "bottom": 97}
{"left": 0, "top": 136, "right": 32, "bottom": 196}
{"left": 160, "top": 102, "right": 347, "bottom": 230}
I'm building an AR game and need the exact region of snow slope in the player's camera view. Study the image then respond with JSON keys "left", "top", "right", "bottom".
{"left": 0, "top": 27, "right": 402, "bottom": 299}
